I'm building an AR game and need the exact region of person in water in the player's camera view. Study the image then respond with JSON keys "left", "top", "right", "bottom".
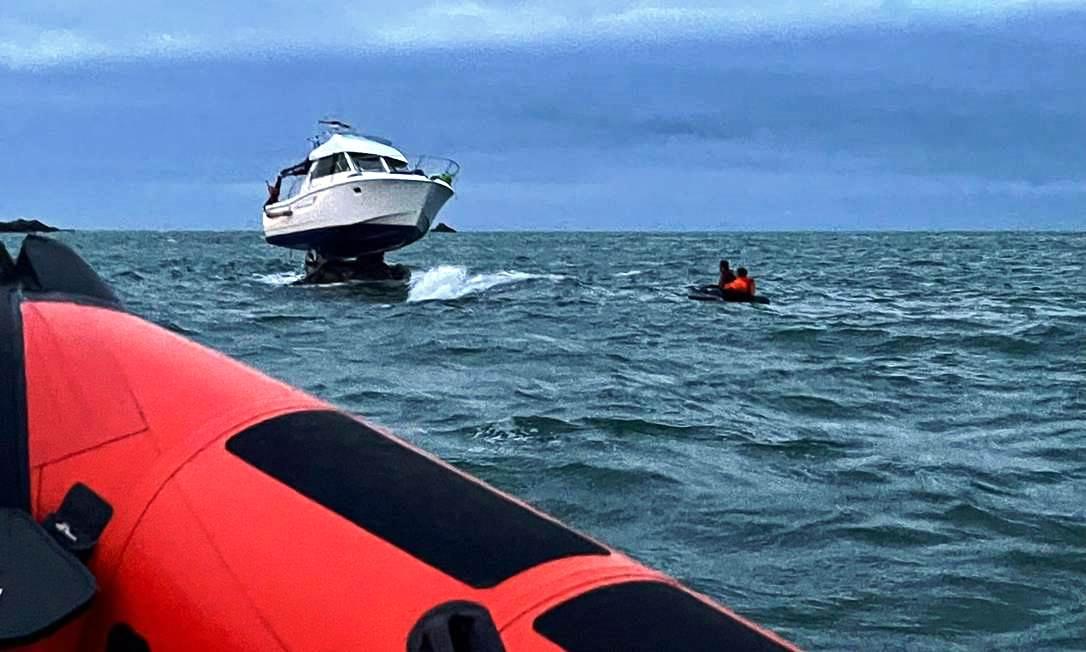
{"left": 718, "top": 260, "right": 736, "bottom": 289}
{"left": 723, "top": 267, "right": 756, "bottom": 295}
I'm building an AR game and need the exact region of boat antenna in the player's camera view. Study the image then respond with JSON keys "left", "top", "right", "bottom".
{"left": 319, "top": 119, "right": 353, "bottom": 133}
{"left": 310, "top": 118, "right": 353, "bottom": 148}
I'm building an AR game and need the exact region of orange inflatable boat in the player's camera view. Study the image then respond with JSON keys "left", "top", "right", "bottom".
{"left": 0, "top": 236, "right": 798, "bottom": 651}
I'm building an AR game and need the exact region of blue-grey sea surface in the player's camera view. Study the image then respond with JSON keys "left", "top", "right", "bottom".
{"left": 7, "top": 231, "right": 1084, "bottom": 650}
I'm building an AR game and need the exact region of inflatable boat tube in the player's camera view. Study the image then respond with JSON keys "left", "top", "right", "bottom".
{"left": 688, "top": 284, "right": 771, "bottom": 304}
{"left": 0, "top": 236, "right": 798, "bottom": 651}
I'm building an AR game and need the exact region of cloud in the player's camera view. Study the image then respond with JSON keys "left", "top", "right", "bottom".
{"left": 2, "top": 0, "right": 1083, "bottom": 68}
{"left": 1, "top": 5, "right": 1082, "bottom": 229}
{"left": 0, "top": 20, "right": 204, "bottom": 69}
{"left": 0, "top": 28, "right": 108, "bottom": 67}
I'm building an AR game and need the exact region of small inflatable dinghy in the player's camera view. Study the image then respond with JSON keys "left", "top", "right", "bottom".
{"left": 0, "top": 236, "right": 797, "bottom": 650}
{"left": 688, "top": 284, "right": 771, "bottom": 304}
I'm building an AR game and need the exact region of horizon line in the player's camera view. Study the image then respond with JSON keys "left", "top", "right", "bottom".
{"left": 5, "top": 227, "right": 1082, "bottom": 235}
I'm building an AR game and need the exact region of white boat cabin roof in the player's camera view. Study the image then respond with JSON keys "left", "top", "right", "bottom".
{"left": 308, "top": 134, "right": 408, "bottom": 165}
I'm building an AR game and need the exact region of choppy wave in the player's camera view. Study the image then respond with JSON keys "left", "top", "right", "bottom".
{"left": 42, "top": 230, "right": 1086, "bottom": 651}
{"left": 407, "top": 265, "right": 564, "bottom": 302}
{"left": 252, "top": 271, "right": 303, "bottom": 286}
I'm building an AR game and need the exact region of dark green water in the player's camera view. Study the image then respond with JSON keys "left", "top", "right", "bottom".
{"left": 8, "top": 231, "right": 1084, "bottom": 650}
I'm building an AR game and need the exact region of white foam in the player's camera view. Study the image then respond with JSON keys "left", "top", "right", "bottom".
{"left": 407, "top": 265, "right": 561, "bottom": 302}
{"left": 253, "top": 271, "right": 303, "bottom": 286}
{"left": 614, "top": 269, "right": 646, "bottom": 278}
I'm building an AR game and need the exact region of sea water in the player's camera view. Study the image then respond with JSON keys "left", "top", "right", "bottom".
{"left": 5, "top": 230, "right": 1084, "bottom": 650}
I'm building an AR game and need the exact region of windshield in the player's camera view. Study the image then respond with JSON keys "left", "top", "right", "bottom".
{"left": 310, "top": 155, "right": 336, "bottom": 179}
{"left": 351, "top": 154, "right": 387, "bottom": 172}
{"left": 311, "top": 153, "right": 352, "bottom": 179}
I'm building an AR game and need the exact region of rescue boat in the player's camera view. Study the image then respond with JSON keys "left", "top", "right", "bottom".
{"left": 0, "top": 236, "right": 799, "bottom": 651}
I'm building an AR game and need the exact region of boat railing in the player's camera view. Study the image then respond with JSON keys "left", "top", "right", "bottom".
{"left": 410, "top": 155, "right": 461, "bottom": 185}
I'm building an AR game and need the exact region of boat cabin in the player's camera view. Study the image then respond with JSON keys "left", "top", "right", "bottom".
{"left": 265, "top": 127, "right": 459, "bottom": 208}
{"left": 303, "top": 134, "right": 411, "bottom": 189}
{"left": 264, "top": 133, "right": 415, "bottom": 205}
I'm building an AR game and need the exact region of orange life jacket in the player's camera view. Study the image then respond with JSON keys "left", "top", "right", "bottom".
{"left": 724, "top": 277, "right": 755, "bottom": 294}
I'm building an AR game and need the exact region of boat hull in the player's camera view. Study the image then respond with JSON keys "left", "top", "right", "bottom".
{"left": 266, "top": 221, "right": 424, "bottom": 258}
{"left": 263, "top": 175, "right": 453, "bottom": 257}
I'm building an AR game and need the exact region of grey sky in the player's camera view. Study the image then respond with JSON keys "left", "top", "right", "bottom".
{"left": 2, "top": 0, "right": 1077, "bottom": 67}
{"left": 1, "top": 1, "right": 1083, "bottom": 229}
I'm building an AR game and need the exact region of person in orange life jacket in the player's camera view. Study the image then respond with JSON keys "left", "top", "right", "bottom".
{"left": 724, "top": 267, "right": 756, "bottom": 295}
{"left": 718, "top": 260, "right": 736, "bottom": 289}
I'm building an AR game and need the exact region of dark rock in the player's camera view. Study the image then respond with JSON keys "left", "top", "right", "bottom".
{"left": 0, "top": 218, "right": 61, "bottom": 233}
{"left": 432, "top": 223, "right": 457, "bottom": 233}
{"left": 295, "top": 251, "right": 411, "bottom": 286}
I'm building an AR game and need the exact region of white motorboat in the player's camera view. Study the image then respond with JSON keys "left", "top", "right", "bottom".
{"left": 262, "top": 121, "right": 458, "bottom": 260}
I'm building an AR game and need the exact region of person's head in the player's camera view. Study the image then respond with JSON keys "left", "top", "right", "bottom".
{"left": 720, "top": 259, "right": 730, "bottom": 271}
{"left": 736, "top": 267, "right": 748, "bottom": 278}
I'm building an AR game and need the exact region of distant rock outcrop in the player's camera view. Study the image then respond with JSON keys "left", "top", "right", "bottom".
{"left": 432, "top": 223, "right": 457, "bottom": 233}
{"left": 0, "top": 218, "right": 61, "bottom": 233}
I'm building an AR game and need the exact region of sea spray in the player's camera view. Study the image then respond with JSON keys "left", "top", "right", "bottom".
{"left": 407, "top": 265, "right": 563, "bottom": 302}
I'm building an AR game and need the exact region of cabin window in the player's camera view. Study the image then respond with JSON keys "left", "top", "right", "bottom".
{"left": 310, "top": 155, "right": 337, "bottom": 179}
{"left": 311, "top": 154, "right": 351, "bottom": 179}
{"left": 351, "top": 153, "right": 387, "bottom": 173}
